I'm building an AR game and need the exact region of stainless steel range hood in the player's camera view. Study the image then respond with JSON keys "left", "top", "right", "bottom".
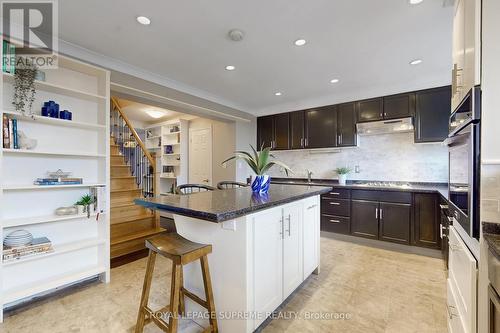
{"left": 356, "top": 117, "right": 414, "bottom": 136}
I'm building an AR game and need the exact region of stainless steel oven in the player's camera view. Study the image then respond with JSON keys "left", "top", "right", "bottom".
{"left": 447, "top": 86, "right": 480, "bottom": 258}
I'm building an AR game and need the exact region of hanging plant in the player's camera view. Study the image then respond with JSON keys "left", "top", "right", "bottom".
{"left": 12, "top": 60, "right": 37, "bottom": 116}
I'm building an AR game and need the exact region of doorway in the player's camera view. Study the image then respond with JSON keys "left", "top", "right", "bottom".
{"left": 189, "top": 126, "right": 213, "bottom": 185}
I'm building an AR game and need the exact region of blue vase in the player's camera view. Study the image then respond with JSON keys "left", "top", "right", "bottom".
{"left": 251, "top": 175, "right": 271, "bottom": 193}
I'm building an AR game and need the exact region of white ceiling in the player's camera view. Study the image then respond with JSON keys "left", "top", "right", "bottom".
{"left": 59, "top": 0, "right": 453, "bottom": 116}
{"left": 117, "top": 98, "right": 186, "bottom": 124}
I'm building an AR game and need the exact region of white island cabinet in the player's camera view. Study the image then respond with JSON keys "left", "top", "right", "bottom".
{"left": 171, "top": 194, "right": 321, "bottom": 332}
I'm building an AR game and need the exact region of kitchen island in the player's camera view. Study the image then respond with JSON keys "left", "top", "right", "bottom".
{"left": 135, "top": 184, "right": 330, "bottom": 332}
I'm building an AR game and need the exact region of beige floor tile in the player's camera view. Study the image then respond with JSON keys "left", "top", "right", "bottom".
{"left": 0, "top": 238, "right": 447, "bottom": 333}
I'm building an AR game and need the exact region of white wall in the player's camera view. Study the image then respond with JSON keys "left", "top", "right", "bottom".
{"left": 188, "top": 118, "right": 236, "bottom": 185}
{"left": 267, "top": 132, "right": 448, "bottom": 183}
{"left": 479, "top": 1, "right": 500, "bottom": 332}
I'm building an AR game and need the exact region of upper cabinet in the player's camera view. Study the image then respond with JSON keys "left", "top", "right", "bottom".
{"left": 289, "top": 110, "right": 305, "bottom": 149}
{"left": 256, "top": 113, "right": 289, "bottom": 150}
{"left": 414, "top": 86, "right": 451, "bottom": 143}
{"left": 305, "top": 106, "right": 337, "bottom": 148}
{"left": 356, "top": 98, "right": 383, "bottom": 122}
{"left": 337, "top": 103, "right": 357, "bottom": 147}
{"left": 256, "top": 86, "right": 451, "bottom": 150}
{"left": 452, "top": 0, "right": 481, "bottom": 112}
{"left": 383, "top": 93, "right": 415, "bottom": 119}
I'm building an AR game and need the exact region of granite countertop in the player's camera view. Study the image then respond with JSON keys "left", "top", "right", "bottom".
{"left": 271, "top": 177, "right": 449, "bottom": 200}
{"left": 134, "top": 184, "right": 331, "bottom": 223}
{"left": 483, "top": 222, "right": 500, "bottom": 260}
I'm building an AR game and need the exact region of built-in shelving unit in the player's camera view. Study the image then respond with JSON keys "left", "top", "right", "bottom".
{"left": 145, "top": 120, "right": 188, "bottom": 197}
{"left": 0, "top": 51, "right": 110, "bottom": 321}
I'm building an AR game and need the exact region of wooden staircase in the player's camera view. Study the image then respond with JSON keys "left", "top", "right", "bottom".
{"left": 110, "top": 99, "right": 164, "bottom": 261}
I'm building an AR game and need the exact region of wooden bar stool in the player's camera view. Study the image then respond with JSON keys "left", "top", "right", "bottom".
{"left": 135, "top": 232, "right": 218, "bottom": 333}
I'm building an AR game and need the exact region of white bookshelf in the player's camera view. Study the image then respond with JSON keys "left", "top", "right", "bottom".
{"left": 0, "top": 52, "right": 110, "bottom": 320}
{"left": 145, "top": 119, "right": 188, "bottom": 196}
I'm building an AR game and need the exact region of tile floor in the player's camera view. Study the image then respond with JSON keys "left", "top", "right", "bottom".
{"left": 1, "top": 237, "right": 447, "bottom": 333}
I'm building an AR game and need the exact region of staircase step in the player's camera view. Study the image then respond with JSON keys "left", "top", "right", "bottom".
{"left": 111, "top": 217, "right": 157, "bottom": 239}
{"left": 111, "top": 212, "right": 154, "bottom": 225}
{"left": 110, "top": 145, "right": 120, "bottom": 155}
{"left": 111, "top": 165, "right": 131, "bottom": 177}
{"left": 111, "top": 227, "right": 164, "bottom": 246}
{"left": 110, "top": 228, "right": 165, "bottom": 259}
{"left": 111, "top": 155, "right": 126, "bottom": 165}
{"left": 111, "top": 203, "right": 151, "bottom": 221}
{"left": 111, "top": 188, "right": 142, "bottom": 206}
{"left": 111, "top": 177, "right": 137, "bottom": 190}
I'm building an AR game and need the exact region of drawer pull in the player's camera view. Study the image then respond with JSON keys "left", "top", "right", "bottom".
{"left": 330, "top": 192, "right": 340, "bottom": 195}
{"left": 329, "top": 202, "right": 340, "bottom": 205}
{"left": 440, "top": 204, "right": 449, "bottom": 209}
{"left": 329, "top": 219, "right": 341, "bottom": 223}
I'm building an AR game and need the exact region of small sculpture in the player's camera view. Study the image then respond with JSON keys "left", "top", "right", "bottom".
{"left": 17, "top": 130, "right": 37, "bottom": 149}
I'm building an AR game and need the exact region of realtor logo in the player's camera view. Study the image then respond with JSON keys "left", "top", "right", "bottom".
{"left": 1, "top": 0, "right": 58, "bottom": 68}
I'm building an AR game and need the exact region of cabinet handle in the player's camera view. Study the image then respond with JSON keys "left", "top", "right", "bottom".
{"left": 380, "top": 112, "right": 383, "bottom": 118}
{"left": 329, "top": 202, "right": 340, "bottom": 205}
{"left": 379, "top": 208, "right": 383, "bottom": 220}
{"left": 330, "top": 192, "right": 340, "bottom": 195}
{"left": 300, "top": 138, "right": 304, "bottom": 147}
{"left": 375, "top": 208, "right": 378, "bottom": 219}
{"left": 304, "top": 138, "right": 308, "bottom": 147}
{"left": 285, "top": 214, "right": 291, "bottom": 236}
{"left": 439, "top": 204, "right": 449, "bottom": 210}
{"left": 329, "top": 219, "right": 340, "bottom": 223}
{"left": 307, "top": 204, "right": 317, "bottom": 210}
{"left": 337, "top": 134, "right": 341, "bottom": 145}
{"left": 279, "top": 217, "right": 284, "bottom": 239}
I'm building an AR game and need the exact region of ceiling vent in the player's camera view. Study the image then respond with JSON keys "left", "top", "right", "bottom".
{"left": 228, "top": 29, "right": 245, "bottom": 42}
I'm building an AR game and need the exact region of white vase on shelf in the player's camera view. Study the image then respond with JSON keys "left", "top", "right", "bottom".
{"left": 338, "top": 174, "right": 347, "bottom": 186}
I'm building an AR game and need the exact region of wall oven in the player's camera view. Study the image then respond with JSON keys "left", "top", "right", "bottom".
{"left": 447, "top": 86, "right": 480, "bottom": 259}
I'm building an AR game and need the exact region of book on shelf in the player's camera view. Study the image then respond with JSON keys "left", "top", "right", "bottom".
{"left": 34, "top": 178, "right": 83, "bottom": 186}
{"left": 3, "top": 237, "right": 53, "bottom": 262}
{"left": 2, "top": 115, "right": 19, "bottom": 149}
{"left": 2, "top": 40, "right": 16, "bottom": 74}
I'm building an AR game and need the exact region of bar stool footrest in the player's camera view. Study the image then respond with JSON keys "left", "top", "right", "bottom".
{"left": 182, "top": 287, "right": 209, "bottom": 309}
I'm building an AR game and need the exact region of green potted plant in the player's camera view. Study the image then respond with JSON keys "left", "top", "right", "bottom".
{"left": 335, "top": 167, "right": 352, "bottom": 186}
{"left": 75, "top": 194, "right": 94, "bottom": 214}
{"left": 13, "top": 62, "right": 37, "bottom": 116}
{"left": 222, "top": 144, "right": 292, "bottom": 193}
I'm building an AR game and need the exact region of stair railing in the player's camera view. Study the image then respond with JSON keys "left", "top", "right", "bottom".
{"left": 110, "top": 97, "right": 156, "bottom": 198}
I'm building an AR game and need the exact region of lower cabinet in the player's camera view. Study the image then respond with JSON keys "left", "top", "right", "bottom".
{"left": 413, "top": 193, "right": 440, "bottom": 249}
{"left": 253, "top": 207, "right": 284, "bottom": 319}
{"left": 252, "top": 196, "right": 320, "bottom": 329}
{"left": 282, "top": 204, "right": 303, "bottom": 298}
{"left": 351, "top": 200, "right": 379, "bottom": 239}
{"left": 378, "top": 202, "right": 411, "bottom": 244}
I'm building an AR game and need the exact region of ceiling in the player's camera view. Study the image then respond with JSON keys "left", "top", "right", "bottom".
{"left": 59, "top": 0, "right": 453, "bottom": 116}
{"left": 117, "top": 98, "right": 187, "bottom": 124}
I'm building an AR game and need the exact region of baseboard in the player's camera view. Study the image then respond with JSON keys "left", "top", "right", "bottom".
{"left": 321, "top": 231, "right": 443, "bottom": 259}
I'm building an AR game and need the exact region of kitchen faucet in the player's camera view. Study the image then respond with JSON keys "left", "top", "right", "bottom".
{"left": 306, "top": 169, "right": 313, "bottom": 183}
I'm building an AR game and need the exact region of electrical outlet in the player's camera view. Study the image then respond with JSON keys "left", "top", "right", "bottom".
{"left": 355, "top": 165, "right": 360, "bottom": 173}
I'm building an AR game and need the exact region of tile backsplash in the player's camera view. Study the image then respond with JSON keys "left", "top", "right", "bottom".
{"left": 268, "top": 132, "right": 449, "bottom": 182}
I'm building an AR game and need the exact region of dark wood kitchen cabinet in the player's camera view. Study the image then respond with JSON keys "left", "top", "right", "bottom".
{"left": 257, "top": 113, "right": 289, "bottom": 150}
{"left": 356, "top": 98, "right": 383, "bottom": 122}
{"left": 378, "top": 202, "right": 411, "bottom": 244}
{"left": 289, "top": 110, "right": 305, "bottom": 149}
{"left": 414, "top": 86, "right": 451, "bottom": 143}
{"left": 337, "top": 103, "right": 357, "bottom": 147}
{"left": 383, "top": 93, "right": 415, "bottom": 119}
{"left": 257, "top": 116, "right": 274, "bottom": 149}
{"left": 305, "top": 106, "right": 337, "bottom": 148}
{"left": 413, "top": 193, "right": 440, "bottom": 249}
{"left": 351, "top": 200, "right": 379, "bottom": 239}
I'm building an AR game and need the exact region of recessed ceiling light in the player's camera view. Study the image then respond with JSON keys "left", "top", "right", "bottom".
{"left": 409, "top": 59, "right": 423, "bottom": 65}
{"left": 136, "top": 16, "right": 151, "bottom": 25}
{"left": 225, "top": 65, "right": 235, "bottom": 71}
{"left": 330, "top": 79, "right": 340, "bottom": 83}
{"left": 408, "top": 0, "right": 423, "bottom": 4}
{"left": 275, "top": 92, "right": 282, "bottom": 96}
{"left": 146, "top": 110, "right": 165, "bottom": 119}
{"left": 294, "top": 39, "right": 307, "bottom": 46}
